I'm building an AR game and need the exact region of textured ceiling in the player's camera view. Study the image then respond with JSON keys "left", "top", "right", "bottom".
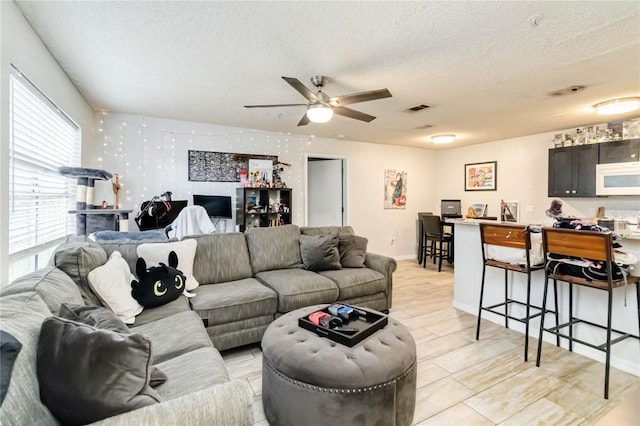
{"left": 15, "top": 1, "right": 640, "bottom": 149}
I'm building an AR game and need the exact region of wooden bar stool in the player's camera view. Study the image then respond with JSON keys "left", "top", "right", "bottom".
{"left": 536, "top": 227, "right": 640, "bottom": 399}
{"left": 476, "top": 223, "right": 558, "bottom": 361}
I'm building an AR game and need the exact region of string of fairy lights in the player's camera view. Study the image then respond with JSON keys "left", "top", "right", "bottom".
{"left": 95, "top": 112, "right": 314, "bottom": 224}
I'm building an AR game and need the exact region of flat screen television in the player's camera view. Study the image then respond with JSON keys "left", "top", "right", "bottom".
{"left": 193, "top": 195, "right": 232, "bottom": 219}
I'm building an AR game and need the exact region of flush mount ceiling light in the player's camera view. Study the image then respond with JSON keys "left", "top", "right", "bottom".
{"left": 430, "top": 134, "right": 456, "bottom": 144}
{"left": 306, "top": 104, "right": 334, "bottom": 123}
{"left": 593, "top": 97, "right": 640, "bottom": 115}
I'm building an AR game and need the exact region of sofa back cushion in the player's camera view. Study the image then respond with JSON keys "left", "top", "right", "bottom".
{"left": 300, "top": 226, "right": 355, "bottom": 236}
{"left": 98, "top": 239, "right": 164, "bottom": 277}
{"left": 0, "top": 292, "right": 58, "bottom": 425}
{"left": 186, "top": 233, "right": 253, "bottom": 284}
{"left": 1, "top": 267, "right": 84, "bottom": 314}
{"left": 245, "top": 225, "right": 303, "bottom": 274}
{"left": 50, "top": 241, "right": 107, "bottom": 306}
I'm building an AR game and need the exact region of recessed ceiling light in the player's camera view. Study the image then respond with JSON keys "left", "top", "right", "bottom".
{"left": 430, "top": 134, "right": 456, "bottom": 144}
{"left": 593, "top": 97, "right": 640, "bottom": 115}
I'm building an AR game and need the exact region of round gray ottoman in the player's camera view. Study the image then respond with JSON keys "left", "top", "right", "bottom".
{"left": 261, "top": 304, "right": 416, "bottom": 426}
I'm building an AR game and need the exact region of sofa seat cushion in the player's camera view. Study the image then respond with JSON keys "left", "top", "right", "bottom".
{"left": 1, "top": 267, "right": 84, "bottom": 314}
{"left": 255, "top": 269, "right": 339, "bottom": 313}
{"left": 133, "top": 296, "right": 192, "bottom": 327}
{"left": 0, "top": 293, "right": 57, "bottom": 425}
{"left": 190, "top": 278, "right": 277, "bottom": 326}
{"left": 153, "top": 347, "right": 229, "bottom": 401}
{"left": 318, "top": 268, "right": 386, "bottom": 300}
{"left": 131, "top": 311, "right": 213, "bottom": 364}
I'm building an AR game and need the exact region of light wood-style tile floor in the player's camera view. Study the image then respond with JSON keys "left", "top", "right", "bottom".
{"left": 222, "top": 260, "right": 639, "bottom": 425}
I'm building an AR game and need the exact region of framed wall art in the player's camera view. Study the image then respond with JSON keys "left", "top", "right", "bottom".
{"left": 465, "top": 161, "right": 497, "bottom": 191}
{"left": 500, "top": 200, "right": 520, "bottom": 222}
{"left": 384, "top": 169, "right": 407, "bottom": 209}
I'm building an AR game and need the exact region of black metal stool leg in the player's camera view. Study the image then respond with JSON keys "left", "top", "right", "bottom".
{"left": 536, "top": 276, "right": 550, "bottom": 367}
{"left": 524, "top": 271, "right": 532, "bottom": 362}
{"left": 504, "top": 269, "right": 509, "bottom": 329}
{"left": 569, "top": 283, "right": 574, "bottom": 352}
{"left": 476, "top": 264, "right": 487, "bottom": 340}
{"left": 553, "top": 279, "right": 560, "bottom": 346}
{"left": 604, "top": 287, "right": 613, "bottom": 399}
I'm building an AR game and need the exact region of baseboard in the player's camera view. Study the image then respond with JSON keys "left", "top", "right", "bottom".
{"left": 394, "top": 254, "right": 417, "bottom": 261}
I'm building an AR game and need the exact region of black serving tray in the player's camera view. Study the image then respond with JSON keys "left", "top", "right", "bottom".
{"left": 298, "top": 305, "right": 388, "bottom": 347}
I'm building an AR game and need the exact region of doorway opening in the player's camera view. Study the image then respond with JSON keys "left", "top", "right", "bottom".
{"left": 306, "top": 156, "right": 346, "bottom": 226}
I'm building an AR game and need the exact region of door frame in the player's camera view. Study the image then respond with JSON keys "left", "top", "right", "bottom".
{"left": 304, "top": 153, "right": 348, "bottom": 226}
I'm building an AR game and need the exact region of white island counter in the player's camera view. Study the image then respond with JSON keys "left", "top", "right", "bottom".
{"left": 450, "top": 219, "right": 639, "bottom": 376}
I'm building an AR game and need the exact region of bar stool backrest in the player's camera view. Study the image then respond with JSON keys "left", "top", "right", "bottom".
{"left": 542, "top": 227, "right": 613, "bottom": 263}
{"left": 422, "top": 214, "right": 443, "bottom": 237}
{"left": 480, "top": 223, "right": 531, "bottom": 250}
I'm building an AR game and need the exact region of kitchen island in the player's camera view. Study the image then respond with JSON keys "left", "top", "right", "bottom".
{"left": 450, "top": 219, "right": 639, "bottom": 376}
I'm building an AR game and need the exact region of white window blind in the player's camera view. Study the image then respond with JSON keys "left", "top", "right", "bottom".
{"left": 8, "top": 66, "right": 81, "bottom": 260}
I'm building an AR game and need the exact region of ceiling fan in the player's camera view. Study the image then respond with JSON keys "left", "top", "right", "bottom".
{"left": 244, "top": 76, "right": 392, "bottom": 126}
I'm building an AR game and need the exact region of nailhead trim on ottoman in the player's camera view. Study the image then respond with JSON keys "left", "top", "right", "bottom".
{"left": 261, "top": 304, "right": 417, "bottom": 426}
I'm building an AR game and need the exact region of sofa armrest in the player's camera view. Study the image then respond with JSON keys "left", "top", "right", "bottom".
{"left": 91, "top": 380, "right": 253, "bottom": 426}
{"left": 364, "top": 252, "right": 397, "bottom": 310}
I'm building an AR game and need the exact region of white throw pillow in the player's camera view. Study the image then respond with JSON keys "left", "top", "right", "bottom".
{"left": 87, "top": 251, "right": 143, "bottom": 324}
{"left": 137, "top": 239, "right": 199, "bottom": 291}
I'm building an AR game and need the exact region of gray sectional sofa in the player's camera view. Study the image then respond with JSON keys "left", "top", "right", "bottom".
{"left": 0, "top": 224, "right": 396, "bottom": 425}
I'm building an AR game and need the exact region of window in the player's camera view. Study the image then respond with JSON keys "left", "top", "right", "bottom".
{"left": 8, "top": 65, "right": 81, "bottom": 281}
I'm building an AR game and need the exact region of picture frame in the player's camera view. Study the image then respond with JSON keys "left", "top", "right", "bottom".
{"left": 465, "top": 161, "right": 497, "bottom": 191}
{"left": 384, "top": 169, "right": 407, "bottom": 209}
{"left": 500, "top": 200, "right": 520, "bottom": 222}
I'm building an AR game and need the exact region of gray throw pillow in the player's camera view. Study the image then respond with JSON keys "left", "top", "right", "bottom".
{"left": 299, "top": 233, "right": 342, "bottom": 272}
{"left": 58, "top": 303, "right": 167, "bottom": 387}
{"left": 37, "top": 317, "right": 161, "bottom": 425}
{"left": 0, "top": 331, "right": 22, "bottom": 407}
{"left": 50, "top": 241, "right": 108, "bottom": 306}
{"left": 338, "top": 234, "right": 368, "bottom": 268}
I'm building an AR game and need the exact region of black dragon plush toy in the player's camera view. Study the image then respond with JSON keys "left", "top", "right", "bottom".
{"left": 131, "top": 251, "right": 186, "bottom": 308}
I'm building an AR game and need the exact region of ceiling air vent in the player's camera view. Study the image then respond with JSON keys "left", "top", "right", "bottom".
{"left": 407, "top": 104, "right": 431, "bottom": 112}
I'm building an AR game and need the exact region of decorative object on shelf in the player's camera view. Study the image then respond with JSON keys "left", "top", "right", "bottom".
{"left": 112, "top": 174, "right": 122, "bottom": 209}
{"left": 472, "top": 203, "right": 488, "bottom": 217}
{"left": 384, "top": 169, "right": 407, "bottom": 209}
{"left": 465, "top": 161, "right": 497, "bottom": 191}
{"left": 623, "top": 118, "right": 640, "bottom": 139}
{"left": 500, "top": 200, "right": 519, "bottom": 222}
{"left": 249, "top": 159, "right": 273, "bottom": 188}
{"left": 593, "top": 97, "right": 640, "bottom": 115}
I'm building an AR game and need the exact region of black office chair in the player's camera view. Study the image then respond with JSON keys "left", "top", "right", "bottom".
{"left": 422, "top": 215, "right": 452, "bottom": 272}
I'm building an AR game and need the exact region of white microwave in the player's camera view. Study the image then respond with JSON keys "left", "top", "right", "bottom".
{"left": 596, "top": 162, "right": 640, "bottom": 196}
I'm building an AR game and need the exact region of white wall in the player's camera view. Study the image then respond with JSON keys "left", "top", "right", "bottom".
{"left": 0, "top": 1, "right": 94, "bottom": 283}
{"left": 435, "top": 131, "right": 640, "bottom": 224}
{"left": 91, "top": 112, "right": 438, "bottom": 258}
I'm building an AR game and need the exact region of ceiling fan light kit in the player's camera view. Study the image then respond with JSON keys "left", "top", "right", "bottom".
{"left": 306, "top": 104, "right": 334, "bottom": 123}
{"left": 244, "top": 75, "right": 392, "bottom": 126}
{"left": 593, "top": 97, "right": 640, "bottom": 115}
{"left": 431, "top": 134, "right": 456, "bottom": 144}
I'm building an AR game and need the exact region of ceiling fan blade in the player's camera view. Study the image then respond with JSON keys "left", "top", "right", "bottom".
{"left": 297, "top": 113, "right": 310, "bottom": 126}
{"left": 282, "top": 77, "right": 320, "bottom": 102}
{"left": 244, "top": 103, "right": 307, "bottom": 108}
{"left": 329, "top": 89, "right": 392, "bottom": 106}
{"left": 332, "top": 106, "right": 376, "bottom": 122}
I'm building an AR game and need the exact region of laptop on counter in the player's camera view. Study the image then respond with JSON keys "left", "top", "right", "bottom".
{"left": 441, "top": 199, "right": 462, "bottom": 219}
